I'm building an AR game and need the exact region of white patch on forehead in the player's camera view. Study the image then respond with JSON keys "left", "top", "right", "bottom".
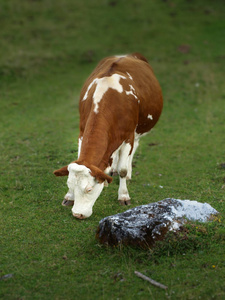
{"left": 67, "top": 164, "right": 91, "bottom": 193}
{"left": 83, "top": 74, "right": 126, "bottom": 113}
{"left": 126, "top": 72, "right": 133, "bottom": 80}
{"left": 68, "top": 163, "right": 91, "bottom": 175}
{"left": 147, "top": 114, "right": 153, "bottom": 120}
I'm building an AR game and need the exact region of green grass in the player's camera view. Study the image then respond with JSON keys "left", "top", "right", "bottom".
{"left": 1, "top": 0, "right": 225, "bottom": 299}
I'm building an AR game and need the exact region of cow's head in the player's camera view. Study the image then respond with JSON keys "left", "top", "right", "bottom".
{"left": 54, "top": 163, "right": 112, "bottom": 219}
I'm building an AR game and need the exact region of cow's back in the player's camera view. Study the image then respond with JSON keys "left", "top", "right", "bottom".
{"left": 79, "top": 54, "right": 163, "bottom": 137}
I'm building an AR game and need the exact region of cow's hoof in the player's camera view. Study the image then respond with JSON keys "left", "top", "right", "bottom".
{"left": 62, "top": 199, "right": 74, "bottom": 206}
{"left": 119, "top": 200, "right": 131, "bottom": 206}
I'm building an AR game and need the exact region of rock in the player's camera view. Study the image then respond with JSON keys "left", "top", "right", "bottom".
{"left": 96, "top": 198, "right": 218, "bottom": 248}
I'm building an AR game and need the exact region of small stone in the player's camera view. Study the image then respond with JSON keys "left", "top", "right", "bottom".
{"left": 178, "top": 44, "right": 191, "bottom": 54}
{"left": 96, "top": 198, "right": 218, "bottom": 248}
{"left": 219, "top": 163, "right": 225, "bottom": 169}
{"left": 0, "top": 274, "right": 14, "bottom": 280}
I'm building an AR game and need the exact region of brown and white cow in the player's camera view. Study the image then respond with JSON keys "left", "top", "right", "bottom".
{"left": 54, "top": 53, "right": 163, "bottom": 219}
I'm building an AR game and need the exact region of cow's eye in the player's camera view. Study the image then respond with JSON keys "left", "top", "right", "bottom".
{"left": 85, "top": 185, "right": 93, "bottom": 193}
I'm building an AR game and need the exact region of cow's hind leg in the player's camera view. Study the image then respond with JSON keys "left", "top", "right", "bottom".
{"left": 117, "top": 143, "right": 132, "bottom": 205}
{"left": 127, "top": 136, "right": 140, "bottom": 180}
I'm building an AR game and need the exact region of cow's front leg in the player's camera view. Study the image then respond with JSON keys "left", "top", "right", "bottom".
{"left": 62, "top": 136, "right": 82, "bottom": 207}
{"left": 62, "top": 189, "right": 74, "bottom": 206}
{"left": 118, "top": 176, "right": 131, "bottom": 205}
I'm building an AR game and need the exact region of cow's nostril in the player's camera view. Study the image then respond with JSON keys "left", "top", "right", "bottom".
{"left": 73, "top": 213, "right": 85, "bottom": 219}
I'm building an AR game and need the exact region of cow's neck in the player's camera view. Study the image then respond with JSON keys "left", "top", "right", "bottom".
{"left": 77, "top": 118, "right": 114, "bottom": 171}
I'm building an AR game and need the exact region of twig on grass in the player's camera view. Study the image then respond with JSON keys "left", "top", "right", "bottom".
{"left": 134, "top": 271, "right": 168, "bottom": 290}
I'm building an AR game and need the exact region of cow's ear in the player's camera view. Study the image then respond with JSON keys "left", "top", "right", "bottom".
{"left": 96, "top": 172, "right": 113, "bottom": 184}
{"left": 90, "top": 165, "right": 113, "bottom": 184}
{"left": 53, "top": 166, "right": 69, "bottom": 176}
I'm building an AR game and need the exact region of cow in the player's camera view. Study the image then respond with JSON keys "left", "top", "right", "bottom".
{"left": 54, "top": 53, "right": 163, "bottom": 219}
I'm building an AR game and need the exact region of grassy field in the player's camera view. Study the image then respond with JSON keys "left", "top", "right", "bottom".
{"left": 1, "top": 0, "right": 225, "bottom": 299}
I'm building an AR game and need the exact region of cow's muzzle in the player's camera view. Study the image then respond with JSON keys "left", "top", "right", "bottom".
{"left": 72, "top": 213, "right": 87, "bottom": 220}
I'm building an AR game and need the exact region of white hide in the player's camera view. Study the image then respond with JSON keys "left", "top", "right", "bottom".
{"left": 82, "top": 74, "right": 126, "bottom": 113}
{"left": 147, "top": 114, "right": 153, "bottom": 120}
{"left": 107, "top": 137, "right": 142, "bottom": 201}
{"left": 126, "top": 72, "right": 133, "bottom": 80}
{"left": 67, "top": 163, "right": 104, "bottom": 218}
{"left": 125, "top": 84, "right": 138, "bottom": 100}
{"left": 117, "top": 143, "right": 132, "bottom": 201}
{"left": 108, "top": 142, "right": 132, "bottom": 201}
{"left": 117, "top": 142, "right": 132, "bottom": 176}
{"left": 78, "top": 137, "right": 83, "bottom": 158}
{"left": 110, "top": 143, "right": 123, "bottom": 173}
{"left": 118, "top": 177, "right": 130, "bottom": 201}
